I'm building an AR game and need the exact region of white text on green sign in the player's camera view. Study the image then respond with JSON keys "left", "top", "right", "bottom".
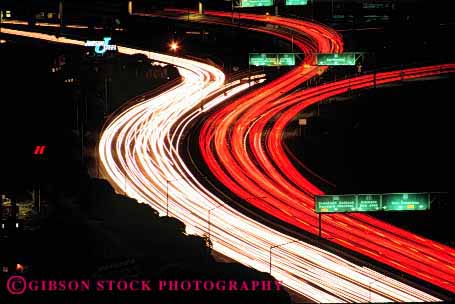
{"left": 286, "top": 0, "right": 308, "bottom": 5}
{"left": 249, "top": 53, "right": 296, "bottom": 66}
{"left": 315, "top": 193, "right": 430, "bottom": 213}
{"left": 241, "top": 0, "right": 273, "bottom": 7}
{"left": 316, "top": 53, "right": 356, "bottom": 66}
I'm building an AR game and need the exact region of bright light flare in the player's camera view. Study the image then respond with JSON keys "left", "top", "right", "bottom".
{"left": 169, "top": 41, "right": 179, "bottom": 51}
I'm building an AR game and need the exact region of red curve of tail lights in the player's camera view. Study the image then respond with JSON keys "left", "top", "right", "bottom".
{"left": 183, "top": 8, "right": 455, "bottom": 294}
{"left": 165, "top": 8, "right": 455, "bottom": 294}
{"left": 159, "top": 8, "right": 455, "bottom": 296}
{"left": 200, "top": 63, "right": 455, "bottom": 293}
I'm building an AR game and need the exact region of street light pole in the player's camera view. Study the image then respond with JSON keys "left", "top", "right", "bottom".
{"left": 188, "top": 5, "right": 190, "bottom": 22}
{"left": 166, "top": 180, "right": 169, "bottom": 215}
{"left": 124, "top": 173, "right": 127, "bottom": 195}
{"left": 104, "top": 75, "right": 108, "bottom": 115}
{"left": 368, "top": 280, "right": 376, "bottom": 302}
{"left": 269, "top": 240, "right": 298, "bottom": 274}
{"left": 166, "top": 178, "right": 181, "bottom": 216}
{"left": 318, "top": 212, "right": 322, "bottom": 237}
{"left": 59, "top": 0, "right": 64, "bottom": 34}
{"left": 311, "top": 0, "right": 315, "bottom": 20}
{"left": 291, "top": 34, "right": 294, "bottom": 53}
{"left": 231, "top": 0, "right": 234, "bottom": 24}
{"left": 208, "top": 205, "right": 222, "bottom": 240}
{"left": 0, "top": 7, "right": 3, "bottom": 34}
{"left": 269, "top": 246, "right": 275, "bottom": 274}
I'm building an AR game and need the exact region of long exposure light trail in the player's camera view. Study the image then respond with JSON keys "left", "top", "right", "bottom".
{"left": 2, "top": 23, "right": 441, "bottom": 302}
{"left": 200, "top": 62, "right": 455, "bottom": 294}
{"left": 187, "top": 9, "right": 455, "bottom": 294}
{"left": 180, "top": 12, "right": 453, "bottom": 292}
{"left": 97, "top": 54, "right": 440, "bottom": 303}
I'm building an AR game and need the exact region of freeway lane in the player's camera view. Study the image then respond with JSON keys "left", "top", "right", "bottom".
{"left": 97, "top": 55, "right": 441, "bottom": 302}
{"left": 1, "top": 23, "right": 442, "bottom": 301}
{"left": 132, "top": 10, "right": 444, "bottom": 300}
{"left": 200, "top": 64, "right": 455, "bottom": 293}
{"left": 177, "top": 8, "right": 455, "bottom": 292}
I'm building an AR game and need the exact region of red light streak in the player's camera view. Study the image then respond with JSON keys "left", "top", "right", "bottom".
{"left": 33, "top": 145, "right": 46, "bottom": 155}
{"left": 200, "top": 63, "right": 455, "bottom": 293}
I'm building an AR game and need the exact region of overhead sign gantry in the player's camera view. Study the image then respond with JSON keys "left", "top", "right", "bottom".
{"left": 285, "top": 0, "right": 308, "bottom": 5}
{"left": 316, "top": 53, "right": 360, "bottom": 66}
{"left": 249, "top": 53, "right": 296, "bottom": 66}
{"left": 315, "top": 193, "right": 431, "bottom": 213}
{"left": 240, "top": 0, "right": 273, "bottom": 7}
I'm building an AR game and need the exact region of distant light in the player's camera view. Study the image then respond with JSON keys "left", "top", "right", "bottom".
{"left": 169, "top": 41, "right": 179, "bottom": 52}
{"left": 266, "top": 12, "right": 270, "bottom": 16}
{"left": 16, "top": 263, "right": 24, "bottom": 272}
{"left": 0, "top": 39, "right": 7, "bottom": 44}
{"left": 33, "top": 145, "right": 46, "bottom": 155}
{"left": 128, "top": 1, "right": 133, "bottom": 15}
{"left": 16, "top": 222, "right": 19, "bottom": 228}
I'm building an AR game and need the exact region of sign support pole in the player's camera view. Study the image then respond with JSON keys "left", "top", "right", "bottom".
{"left": 231, "top": 0, "right": 234, "bottom": 24}
{"left": 318, "top": 213, "right": 322, "bottom": 238}
{"left": 248, "top": 64, "right": 251, "bottom": 86}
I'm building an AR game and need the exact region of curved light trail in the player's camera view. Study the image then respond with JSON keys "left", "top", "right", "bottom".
{"left": 2, "top": 20, "right": 443, "bottom": 302}
{"left": 169, "top": 8, "right": 455, "bottom": 293}
{"left": 99, "top": 13, "right": 440, "bottom": 301}
{"left": 200, "top": 62, "right": 455, "bottom": 295}
{"left": 97, "top": 45, "right": 441, "bottom": 304}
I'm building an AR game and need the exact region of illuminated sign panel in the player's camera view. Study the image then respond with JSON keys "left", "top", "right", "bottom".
{"left": 316, "top": 53, "right": 356, "bottom": 66}
{"left": 85, "top": 37, "right": 117, "bottom": 54}
{"left": 316, "top": 193, "right": 430, "bottom": 213}
{"left": 241, "top": 0, "right": 273, "bottom": 7}
{"left": 278, "top": 53, "right": 296, "bottom": 65}
{"left": 249, "top": 54, "right": 278, "bottom": 66}
{"left": 249, "top": 53, "right": 295, "bottom": 66}
{"left": 382, "top": 193, "right": 430, "bottom": 211}
{"left": 315, "top": 195, "right": 357, "bottom": 213}
{"left": 286, "top": 0, "right": 308, "bottom": 5}
{"left": 357, "top": 194, "right": 381, "bottom": 211}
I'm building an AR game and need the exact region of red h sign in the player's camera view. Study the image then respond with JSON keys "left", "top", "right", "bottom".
{"left": 33, "top": 145, "right": 46, "bottom": 155}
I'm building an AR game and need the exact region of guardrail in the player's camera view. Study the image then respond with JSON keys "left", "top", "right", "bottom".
{"left": 303, "top": 59, "right": 455, "bottom": 90}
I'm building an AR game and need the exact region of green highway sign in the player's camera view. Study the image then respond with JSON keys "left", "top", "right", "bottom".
{"left": 316, "top": 53, "right": 356, "bottom": 66}
{"left": 249, "top": 53, "right": 277, "bottom": 66}
{"left": 315, "top": 195, "right": 357, "bottom": 213}
{"left": 382, "top": 193, "right": 430, "bottom": 211}
{"left": 357, "top": 194, "right": 381, "bottom": 211}
{"left": 278, "top": 53, "right": 296, "bottom": 65}
{"left": 286, "top": 0, "right": 308, "bottom": 5}
{"left": 315, "top": 193, "right": 430, "bottom": 213}
{"left": 249, "top": 53, "right": 296, "bottom": 66}
{"left": 241, "top": 0, "right": 273, "bottom": 7}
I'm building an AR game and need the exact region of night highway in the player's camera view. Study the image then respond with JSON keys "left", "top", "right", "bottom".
{"left": 0, "top": 0, "right": 454, "bottom": 303}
